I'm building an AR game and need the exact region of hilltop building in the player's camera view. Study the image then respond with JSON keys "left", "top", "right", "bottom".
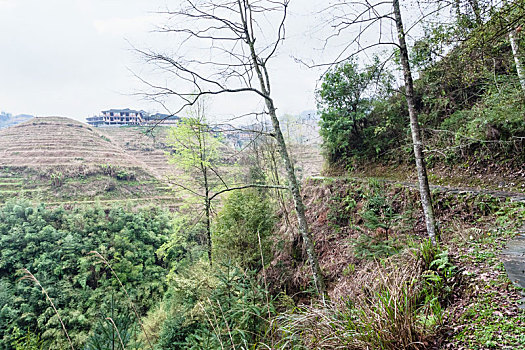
{"left": 86, "top": 109, "right": 181, "bottom": 127}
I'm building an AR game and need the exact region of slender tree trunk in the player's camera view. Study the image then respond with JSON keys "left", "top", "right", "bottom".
{"left": 203, "top": 161, "right": 212, "bottom": 265}
{"left": 504, "top": 0, "right": 525, "bottom": 91}
{"left": 205, "top": 194, "right": 212, "bottom": 265}
{"left": 393, "top": 0, "right": 438, "bottom": 244}
{"left": 455, "top": 0, "right": 462, "bottom": 18}
{"left": 265, "top": 99, "right": 326, "bottom": 298}
{"left": 239, "top": 0, "right": 324, "bottom": 297}
{"left": 509, "top": 29, "right": 525, "bottom": 92}
{"left": 269, "top": 144, "right": 292, "bottom": 230}
{"left": 467, "top": 0, "right": 482, "bottom": 25}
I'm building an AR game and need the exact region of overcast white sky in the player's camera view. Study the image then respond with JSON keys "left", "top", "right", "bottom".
{"left": 0, "top": 0, "right": 427, "bottom": 123}
{"left": 0, "top": 0, "right": 328, "bottom": 122}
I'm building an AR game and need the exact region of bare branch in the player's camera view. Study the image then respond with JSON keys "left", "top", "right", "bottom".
{"left": 209, "top": 183, "right": 288, "bottom": 201}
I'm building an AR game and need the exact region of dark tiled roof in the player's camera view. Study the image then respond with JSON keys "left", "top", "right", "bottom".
{"left": 101, "top": 108, "right": 145, "bottom": 114}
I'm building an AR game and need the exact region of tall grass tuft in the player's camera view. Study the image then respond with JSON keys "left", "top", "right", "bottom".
{"left": 272, "top": 247, "right": 443, "bottom": 349}
{"left": 18, "top": 268, "right": 75, "bottom": 350}
{"left": 105, "top": 317, "right": 126, "bottom": 350}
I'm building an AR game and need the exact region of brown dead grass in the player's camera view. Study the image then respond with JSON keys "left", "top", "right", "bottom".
{"left": 99, "top": 127, "right": 176, "bottom": 180}
{"left": 274, "top": 249, "right": 429, "bottom": 349}
{"left": 0, "top": 117, "right": 148, "bottom": 175}
{"left": 266, "top": 177, "right": 501, "bottom": 301}
{"left": 266, "top": 178, "right": 419, "bottom": 300}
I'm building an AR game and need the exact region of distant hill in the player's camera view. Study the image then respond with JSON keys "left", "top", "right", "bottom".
{"left": 0, "top": 112, "right": 34, "bottom": 129}
{"left": 0, "top": 117, "right": 322, "bottom": 206}
{"left": 0, "top": 117, "right": 178, "bottom": 207}
{"left": 0, "top": 117, "right": 144, "bottom": 171}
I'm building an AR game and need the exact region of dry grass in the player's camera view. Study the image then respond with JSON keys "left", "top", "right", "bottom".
{"left": 274, "top": 250, "right": 429, "bottom": 350}
{"left": 99, "top": 127, "right": 183, "bottom": 181}
{"left": 288, "top": 144, "right": 324, "bottom": 179}
{"left": 18, "top": 268, "right": 75, "bottom": 350}
{"left": 0, "top": 117, "right": 146, "bottom": 171}
{"left": 0, "top": 118, "right": 186, "bottom": 207}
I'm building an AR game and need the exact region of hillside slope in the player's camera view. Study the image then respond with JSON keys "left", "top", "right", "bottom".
{"left": 266, "top": 177, "right": 525, "bottom": 348}
{"left": 0, "top": 117, "right": 143, "bottom": 170}
{"left": 0, "top": 117, "right": 178, "bottom": 207}
{"left": 99, "top": 126, "right": 176, "bottom": 180}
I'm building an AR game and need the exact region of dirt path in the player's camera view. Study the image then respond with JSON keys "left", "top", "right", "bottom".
{"left": 309, "top": 175, "right": 525, "bottom": 203}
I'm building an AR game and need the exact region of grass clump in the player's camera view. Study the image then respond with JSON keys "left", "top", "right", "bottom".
{"left": 274, "top": 241, "right": 457, "bottom": 349}
{"left": 50, "top": 171, "right": 64, "bottom": 188}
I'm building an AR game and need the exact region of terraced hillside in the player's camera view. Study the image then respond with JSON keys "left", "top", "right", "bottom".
{"left": 101, "top": 126, "right": 324, "bottom": 180}
{"left": 289, "top": 144, "right": 324, "bottom": 179}
{"left": 0, "top": 117, "right": 179, "bottom": 207}
{"left": 0, "top": 117, "right": 141, "bottom": 170}
{"left": 0, "top": 117, "right": 322, "bottom": 207}
{"left": 99, "top": 126, "right": 178, "bottom": 180}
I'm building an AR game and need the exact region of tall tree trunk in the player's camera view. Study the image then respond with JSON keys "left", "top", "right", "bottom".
{"left": 266, "top": 98, "right": 326, "bottom": 298}
{"left": 269, "top": 143, "right": 292, "bottom": 230}
{"left": 203, "top": 163, "right": 212, "bottom": 265}
{"left": 239, "top": 0, "right": 325, "bottom": 299}
{"left": 509, "top": 29, "right": 525, "bottom": 91}
{"left": 455, "top": 0, "right": 462, "bottom": 19}
{"left": 393, "top": 0, "right": 438, "bottom": 244}
{"left": 467, "top": 0, "right": 482, "bottom": 25}
{"left": 205, "top": 195, "right": 212, "bottom": 265}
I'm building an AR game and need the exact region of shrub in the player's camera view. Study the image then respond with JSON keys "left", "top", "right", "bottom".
{"left": 360, "top": 179, "right": 400, "bottom": 233}
{"left": 156, "top": 263, "right": 274, "bottom": 350}
{"left": 50, "top": 172, "right": 64, "bottom": 188}
{"left": 213, "top": 189, "right": 276, "bottom": 271}
{"left": 273, "top": 243, "right": 458, "bottom": 349}
{"left": 116, "top": 170, "right": 135, "bottom": 181}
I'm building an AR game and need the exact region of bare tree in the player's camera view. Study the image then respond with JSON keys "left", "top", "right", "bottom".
{"left": 138, "top": 0, "right": 325, "bottom": 296}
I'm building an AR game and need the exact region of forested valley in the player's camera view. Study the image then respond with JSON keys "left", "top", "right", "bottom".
{"left": 1, "top": 0, "right": 525, "bottom": 349}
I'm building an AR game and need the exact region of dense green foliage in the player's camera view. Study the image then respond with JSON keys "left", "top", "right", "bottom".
{"left": 148, "top": 189, "right": 276, "bottom": 349}
{"left": 213, "top": 189, "right": 276, "bottom": 271}
{"left": 152, "top": 263, "right": 272, "bottom": 350}
{"left": 317, "top": 59, "right": 390, "bottom": 162}
{"left": 166, "top": 117, "right": 223, "bottom": 181}
{"left": 318, "top": 2, "right": 525, "bottom": 168}
{"left": 0, "top": 201, "right": 172, "bottom": 349}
